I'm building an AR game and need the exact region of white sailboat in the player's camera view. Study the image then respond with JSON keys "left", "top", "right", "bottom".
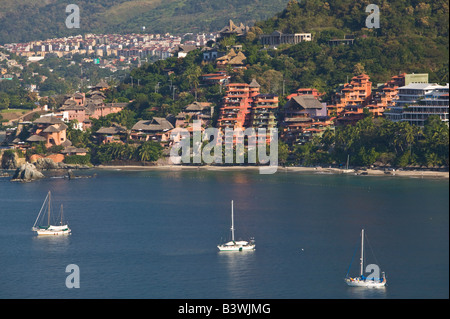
{"left": 217, "top": 200, "right": 255, "bottom": 251}
{"left": 345, "top": 229, "right": 386, "bottom": 288}
{"left": 32, "top": 191, "right": 71, "bottom": 236}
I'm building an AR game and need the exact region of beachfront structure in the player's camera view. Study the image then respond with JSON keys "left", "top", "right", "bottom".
{"left": 28, "top": 116, "right": 71, "bottom": 149}
{"left": 130, "top": 117, "right": 174, "bottom": 142}
{"left": 95, "top": 124, "right": 128, "bottom": 144}
{"left": 384, "top": 83, "right": 449, "bottom": 126}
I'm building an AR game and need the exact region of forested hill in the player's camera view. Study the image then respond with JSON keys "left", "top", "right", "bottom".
{"left": 0, "top": 0, "right": 290, "bottom": 44}
{"left": 256, "top": 0, "right": 449, "bottom": 38}
{"left": 251, "top": 0, "right": 449, "bottom": 87}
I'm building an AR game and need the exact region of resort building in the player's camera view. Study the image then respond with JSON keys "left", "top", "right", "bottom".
{"left": 130, "top": 117, "right": 174, "bottom": 142}
{"left": 384, "top": 83, "right": 449, "bottom": 126}
{"left": 57, "top": 91, "right": 127, "bottom": 129}
{"left": 281, "top": 94, "right": 331, "bottom": 144}
{"left": 95, "top": 124, "right": 128, "bottom": 144}
{"left": 286, "top": 88, "right": 323, "bottom": 101}
{"left": 328, "top": 74, "right": 372, "bottom": 116}
{"left": 175, "top": 101, "right": 214, "bottom": 128}
{"left": 27, "top": 116, "right": 71, "bottom": 149}
{"left": 217, "top": 79, "right": 262, "bottom": 130}
{"left": 250, "top": 94, "right": 279, "bottom": 131}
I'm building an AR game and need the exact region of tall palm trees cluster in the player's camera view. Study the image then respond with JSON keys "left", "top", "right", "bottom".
{"left": 292, "top": 115, "right": 449, "bottom": 168}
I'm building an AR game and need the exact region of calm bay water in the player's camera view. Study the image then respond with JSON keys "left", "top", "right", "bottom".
{"left": 0, "top": 169, "right": 448, "bottom": 299}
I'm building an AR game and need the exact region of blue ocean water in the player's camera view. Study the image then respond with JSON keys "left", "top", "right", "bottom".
{"left": 0, "top": 169, "right": 448, "bottom": 299}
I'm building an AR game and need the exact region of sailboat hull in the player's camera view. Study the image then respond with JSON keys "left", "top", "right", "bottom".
{"left": 345, "top": 277, "right": 386, "bottom": 288}
{"left": 217, "top": 243, "right": 255, "bottom": 251}
{"left": 34, "top": 225, "right": 71, "bottom": 236}
{"left": 36, "top": 230, "right": 71, "bottom": 236}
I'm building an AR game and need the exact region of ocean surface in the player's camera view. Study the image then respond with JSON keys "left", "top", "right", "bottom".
{"left": 0, "top": 168, "right": 448, "bottom": 299}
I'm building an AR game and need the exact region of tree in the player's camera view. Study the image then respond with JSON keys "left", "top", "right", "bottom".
{"left": 0, "top": 92, "right": 10, "bottom": 110}
{"left": 137, "top": 141, "right": 163, "bottom": 163}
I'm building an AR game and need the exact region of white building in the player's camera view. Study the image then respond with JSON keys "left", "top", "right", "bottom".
{"left": 385, "top": 83, "right": 449, "bottom": 126}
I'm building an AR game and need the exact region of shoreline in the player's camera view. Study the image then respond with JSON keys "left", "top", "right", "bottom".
{"left": 95, "top": 164, "right": 449, "bottom": 179}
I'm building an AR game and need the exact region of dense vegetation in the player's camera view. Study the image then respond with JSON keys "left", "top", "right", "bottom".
{"left": 290, "top": 116, "right": 449, "bottom": 168}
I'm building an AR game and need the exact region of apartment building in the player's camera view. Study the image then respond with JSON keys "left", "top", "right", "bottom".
{"left": 385, "top": 83, "right": 449, "bottom": 126}
{"left": 328, "top": 74, "right": 372, "bottom": 116}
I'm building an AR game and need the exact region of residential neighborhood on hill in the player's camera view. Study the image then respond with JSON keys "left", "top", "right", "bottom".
{"left": 1, "top": 1, "right": 449, "bottom": 171}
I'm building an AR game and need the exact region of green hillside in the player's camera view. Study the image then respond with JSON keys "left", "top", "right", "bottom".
{"left": 252, "top": 0, "right": 449, "bottom": 87}
{"left": 0, "top": 0, "right": 290, "bottom": 44}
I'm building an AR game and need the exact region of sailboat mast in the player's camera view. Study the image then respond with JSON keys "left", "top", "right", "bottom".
{"left": 48, "top": 191, "right": 51, "bottom": 226}
{"left": 231, "top": 200, "right": 235, "bottom": 242}
{"left": 60, "top": 204, "right": 64, "bottom": 225}
{"left": 360, "top": 228, "right": 364, "bottom": 277}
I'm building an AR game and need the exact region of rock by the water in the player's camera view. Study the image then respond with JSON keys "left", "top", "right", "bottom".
{"left": 11, "top": 162, "right": 45, "bottom": 182}
{"left": 35, "top": 157, "right": 62, "bottom": 170}
{"left": 1, "top": 151, "right": 18, "bottom": 170}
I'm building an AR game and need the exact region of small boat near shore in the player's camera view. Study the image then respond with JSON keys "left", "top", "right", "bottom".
{"left": 218, "top": 200, "right": 255, "bottom": 251}
{"left": 32, "top": 191, "right": 71, "bottom": 236}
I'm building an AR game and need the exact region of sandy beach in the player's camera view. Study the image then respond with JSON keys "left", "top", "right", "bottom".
{"left": 96, "top": 164, "right": 449, "bottom": 179}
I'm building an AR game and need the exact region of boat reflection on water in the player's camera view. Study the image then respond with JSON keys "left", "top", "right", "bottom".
{"left": 32, "top": 234, "right": 71, "bottom": 254}
{"left": 218, "top": 248, "right": 256, "bottom": 297}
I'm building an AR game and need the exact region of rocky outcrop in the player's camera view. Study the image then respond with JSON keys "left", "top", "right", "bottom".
{"left": 35, "top": 157, "right": 62, "bottom": 170}
{"left": 1, "top": 150, "right": 18, "bottom": 169}
{"left": 11, "top": 162, "right": 45, "bottom": 182}
{"left": 1, "top": 150, "right": 26, "bottom": 169}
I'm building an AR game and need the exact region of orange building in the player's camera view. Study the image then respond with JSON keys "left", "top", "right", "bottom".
{"left": 217, "top": 79, "right": 261, "bottom": 130}
{"left": 286, "top": 88, "right": 323, "bottom": 101}
{"left": 365, "top": 73, "right": 406, "bottom": 117}
{"left": 328, "top": 74, "right": 372, "bottom": 116}
{"left": 27, "top": 116, "right": 70, "bottom": 149}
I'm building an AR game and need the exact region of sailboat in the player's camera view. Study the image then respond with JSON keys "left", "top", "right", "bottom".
{"left": 217, "top": 200, "right": 255, "bottom": 251}
{"left": 32, "top": 191, "right": 71, "bottom": 236}
{"left": 345, "top": 229, "right": 386, "bottom": 288}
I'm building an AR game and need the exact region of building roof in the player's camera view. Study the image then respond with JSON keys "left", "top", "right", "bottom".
{"left": 185, "top": 101, "right": 211, "bottom": 111}
{"left": 61, "top": 146, "right": 88, "bottom": 154}
{"left": 284, "top": 95, "right": 324, "bottom": 110}
{"left": 399, "top": 83, "right": 449, "bottom": 90}
{"left": 26, "top": 135, "right": 47, "bottom": 142}
{"left": 131, "top": 117, "right": 174, "bottom": 132}
{"left": 228, "top": 51, "right": 246, "bottom": 65}
{"left": 249, "top": 78, "right": 261, "bottom": 88}
{"left": 96, "top": 124, "right": 127, "bottom": 135}
{"left": 219, "top": 20, "right": 248, "bottom": 36}
{"left": 42, "top": 123, "right": 68, "bottom": 133}
{"left": 95, "top": 80, "right": 109, "bottom": 88}
{"left": 33, "top": 116, "right": 65, "bottom": 125}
